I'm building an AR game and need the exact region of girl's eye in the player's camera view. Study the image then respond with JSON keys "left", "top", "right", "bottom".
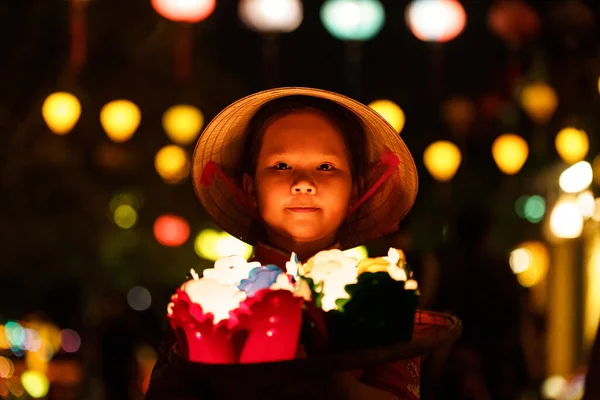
{"left": 317, "top": 163, "right": 334, "bottom": 171}
{"left": 275, "top": 162, "right": 291, "bottom": 170}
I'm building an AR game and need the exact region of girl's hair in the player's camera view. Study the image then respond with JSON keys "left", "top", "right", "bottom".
{"left": 240, "top": 95, "right": 368, "bottom": 185}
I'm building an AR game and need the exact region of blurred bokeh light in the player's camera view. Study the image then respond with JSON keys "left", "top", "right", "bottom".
{"left": 519, "top": 82, "right": 558, "bottom": 125}
{"left": 321, "top": 0, "right": 385, "bottom": 41}
{"left": 239, "top": 0, "right": 303, "bottom": 33}
{"left": 423, "top": 140, "right": 462, "bottom": 182}
{"left": 492, "top": 133, "right": 529, "bottom": 175}
{"left": 555, "top": 127, "right": 589, "bottom": 164}
{"left": 406, "top": 0, "right": 467, "bottom": 43}
{"left": 162, "top": 105, "right": 204, "bottom": 145}
{"left": 154, "top": 145, "right": 190, "bottom": 184}
{"left": 559, "top": 161, "right": 593, "bottom": 193}
{"left": 368, "top": 99, "right": 405, "bottom": 133}
{"left": 550, "top": 198, "right": 584, "bottom": 239}
{"left": 41, "top": 92, "right": 81, "bottom": 135}
{"left": 100, "top": 100, "right": 141, "bottom": 143}
{"left": 153, "top": 214, "right": 191, "bottom": 247}
{"left": 194, "top": 229, "right": 253, "bottom": 261}
{"left": 113, "top": 204, "right": 138, "bottom": 229}
{"left": 127, "top": 286, "right": 152, "bottom": 311}
{"left": 151, "top": 0, "right": 216, "bottom": 23}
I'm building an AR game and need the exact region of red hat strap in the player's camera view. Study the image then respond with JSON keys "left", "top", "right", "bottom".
{"left": 347, "top": 151, "right": 400, "bottom": 216}
{"left": 199, "top": 161, "right": 260, "bottom": 220}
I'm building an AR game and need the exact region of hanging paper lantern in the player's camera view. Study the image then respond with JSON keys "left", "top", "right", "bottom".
{"left": 492, "top": 133, "right": 529, "bottom": 175}
{"left": 406, "top": 0, "right": 466, "bottom": 43}
{"left": 559, "top": 161, "right": 593, "bottom": 194}
{"left": 487, "top": 0, "right": 540, "bottom": 48}
{"left": 154, "top": 214, "right": 191, "bottom": 247}
{"left": 100, "top": 100, "right": 141, "bottom": 143}
{"left": 320, "top": 0, "right": 385, "bottom": 41}
{"left": 519, "top": 82, "right": 558, "bottom": 126}
{"left": 368, "top": 100, "right": 405, "bottom": 133}
{"left": 154, "top": 145, "right": 190, "bottom": 184}
{"left": 550, "top": 197, "right": 584, "bottom": 239}
{"left": 239, "top": 0, "right": 304, "bottom": 33}
{"left": 162, "top": 105, "right": 204, "bottom": 145}
{"left": 151, "top": 0, "right": 216, "bottom": 23}
{"left": 42, "top": 92, "right": 82, "bottom": 135}
{"left": 423, "top": 140, "right": 462, "bottom": 182}
{"left": 441, "top": 95, "right": 476, "bottom": 136}
{"left": 555, "top": 127, "right": 589, "bottom": 164}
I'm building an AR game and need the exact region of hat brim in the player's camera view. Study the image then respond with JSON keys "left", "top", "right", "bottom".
{"left": 191, "top": 87, "right": 418, "bottom": 249}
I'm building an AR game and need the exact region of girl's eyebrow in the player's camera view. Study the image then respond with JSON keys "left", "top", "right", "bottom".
{"left": 265, "top": 151, "right": 345, "bottom": 159}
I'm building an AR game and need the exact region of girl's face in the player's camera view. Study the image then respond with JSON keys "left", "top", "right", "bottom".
{"left": 245, "top": 111, "right": 356, "bottom": 251}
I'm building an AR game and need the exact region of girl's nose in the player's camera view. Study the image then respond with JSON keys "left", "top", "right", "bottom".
{"left": 291, "top": 175, "right": 316, "bottom": 194}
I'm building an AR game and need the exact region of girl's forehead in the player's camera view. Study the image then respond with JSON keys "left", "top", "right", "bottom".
{"left": 260, "top": 113, "right": 349, "bottom": 157}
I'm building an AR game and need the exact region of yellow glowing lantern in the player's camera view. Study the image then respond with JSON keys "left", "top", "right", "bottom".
{"left": 491, "top": 133, "right": 529, "bottom": 175}
{"left": 550, "top": 197, "right": 584, "bottom": 239}
{"left": 511, "top": 241, "right": 549, "bottom": 287}
{"left": 41, "top": 92, "right": 81, "bottom": 135}
{"left": 368, "top": 100, "right": 405, "bottom": 133}
{"left": 423, "top": 140, "right": 462, "bottom": 182}
{"left": 100, "top": 100, "right": 141, "bottom": 143}
{"left": 555, "top": 127, "right": 589, "bottom": 164}
{"left": 576, "top": 190, "right": 595, "bottom": 218}
{"left": 154, "top": 145, "right": 190, "bottom": 184}
{"left": 559, "top": 161, "right": 593, "bottom": 193}
{"left": 519, "top": 82, "right": 558, "bottom": 125}
{"left": 162, "top": 105, "right": 204, "bottom": 145}
{"left": 21, "top": 370, "right": 49, "bottom": 399}
{"left": 194, "top": 229, "right": 253, "bottom": 261}
{"left": 113, "top": 205, "right": 138, "bottom": 229}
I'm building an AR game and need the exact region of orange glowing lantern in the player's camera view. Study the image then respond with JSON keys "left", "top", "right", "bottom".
{"left": 487, "top": 0, "right": 540, "bottom": 48}
{"left": 151, "top": 0, "right": 216, "bottom": 23}
{"left": 519, "top": 82, "right": 558, "bottom": 126}
{"left": 153, "top": 214, "right": 191, "bottom": 247}
{"left": 441, "top": 95, "right": 476, "bottom": 136}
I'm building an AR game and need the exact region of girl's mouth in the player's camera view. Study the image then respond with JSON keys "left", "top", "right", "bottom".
{"left": 286, "top": 207, "right": 320, "bottom": 213}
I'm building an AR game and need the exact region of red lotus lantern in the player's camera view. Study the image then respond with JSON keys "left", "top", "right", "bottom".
{"left": 151, "top": 0, "right": 216, "bottom": 23}
{"left": 154, "top": 214, "right": 191, "bottom": 247}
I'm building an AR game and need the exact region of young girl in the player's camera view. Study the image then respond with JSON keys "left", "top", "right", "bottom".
{"left": 146, "top": 88, "right": 419, "bottom": 399}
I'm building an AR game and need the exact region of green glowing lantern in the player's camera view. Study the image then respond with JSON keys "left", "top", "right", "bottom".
{"left": 320, "top": 0, "right": 385, "bottom": 41}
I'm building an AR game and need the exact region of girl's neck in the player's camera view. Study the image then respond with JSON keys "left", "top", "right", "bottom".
{"left": 265, "top": 232, "right": 338, "bottom": 263}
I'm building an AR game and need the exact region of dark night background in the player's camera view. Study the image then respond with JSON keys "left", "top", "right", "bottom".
{"left": 0, "top": 0, "right": 599, "bottom": 399}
